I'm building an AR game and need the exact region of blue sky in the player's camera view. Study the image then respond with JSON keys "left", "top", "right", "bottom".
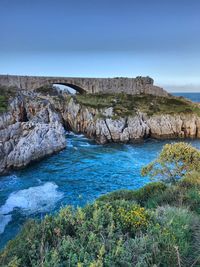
{"left": 0, "top": 0, "right": 200, "bottom": 91}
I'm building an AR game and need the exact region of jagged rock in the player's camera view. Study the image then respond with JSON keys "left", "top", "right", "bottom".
{"left": 0, "top": 92, "right": 66, "bottom": 174}
{"left": 147, "top": 114, "right": 198, "bottom": 139}
{"left": 61, "top": 97, "right": 200, "bottom": 144}
{"left": 6, "top": 121, "right": 66, "bottom": 169}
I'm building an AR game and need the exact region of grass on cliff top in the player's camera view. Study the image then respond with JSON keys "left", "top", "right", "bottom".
{"left": 0, "top": 86, "right": 17, "bottom": 114}
{"left": 75, "top": 93, "right": 200, "bottom": 117}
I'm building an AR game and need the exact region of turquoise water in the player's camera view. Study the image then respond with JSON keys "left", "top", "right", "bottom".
{"left": 0, "top": 92, "right": 200, "bottom": 249}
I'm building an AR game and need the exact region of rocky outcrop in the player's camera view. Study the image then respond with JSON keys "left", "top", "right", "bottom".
{"left": 148, "top": 114, "right": 200, "bottom": 139}
{"left": 0, "top": 92, "right": 66, "bottom": 174}
{"left": 59, "top": 97, "right": 200, "bottom": 144}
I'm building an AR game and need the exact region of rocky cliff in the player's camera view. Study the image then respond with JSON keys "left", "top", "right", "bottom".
{"left": 0, "top": 90, "right": 66, "bottom": 174}
{"left": 0, "top": 86, "right": 200, "bottom": 174}
{"left": 58, "top": 96, "right": 200, "bottom": 144}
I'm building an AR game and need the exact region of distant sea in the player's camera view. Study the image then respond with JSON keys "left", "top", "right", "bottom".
{"left": 172, "top": 92, "right": 200, "bottom": 103}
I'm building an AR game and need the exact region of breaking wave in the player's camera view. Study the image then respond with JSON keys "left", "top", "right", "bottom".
{"left": 0, "top": 182, "right": 63, "bottom": 234}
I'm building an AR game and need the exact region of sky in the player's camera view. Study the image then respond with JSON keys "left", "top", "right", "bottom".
{"left": 0, "top": 0, "right": 200, "bottom": 92}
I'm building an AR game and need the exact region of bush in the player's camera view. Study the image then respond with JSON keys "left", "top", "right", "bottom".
{"left": 134, "top": 182, "right": 167, "bottom": 205}
{"left": 146, "top": 206, "right": 200, "bottom": 266}
{"left": 117, "top": 205, "right": 150, "bottom": 233}
{"left": 179, "top": 171, "right": 200, "bottom": 189}
{"left": 141, "top": 142, "right": 200, "bottom": 184}
{"left": 97, "top": 189, "right": 136, "bottom": 202}
{"left": 98, "top": 182, "right": 167, "bottom": 206}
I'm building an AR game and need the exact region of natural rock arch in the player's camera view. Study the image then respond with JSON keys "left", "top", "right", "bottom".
{"left": 0, "top": 74, "right": 169, "bottom": 97}
{"left": 35, "top": 79, "right": 87, "bottom": 94}
{"left": 50, "top": 82, "right": 86, "bottom": 94}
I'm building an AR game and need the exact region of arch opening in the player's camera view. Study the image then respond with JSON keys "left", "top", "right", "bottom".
{"left": 53, "top": 84, "right": 77, "bottom": 95}
{"left": 53, "top": 83, "right": 86, "bottom": 95}
{"left": 35, "top": 81, "right": 86, "bottom": 95}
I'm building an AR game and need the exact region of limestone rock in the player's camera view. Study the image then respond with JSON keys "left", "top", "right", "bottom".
{"left": 6, "top": 121, "right": 66, "bottom": 169}
{"left": 61, "top": 97, "right": 200, "bottom": 144}
{"left": 0, "top": 92, "right": 66, "bottom": 174}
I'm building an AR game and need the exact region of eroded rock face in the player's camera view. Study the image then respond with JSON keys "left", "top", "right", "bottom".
{"left": 59, "top": 97, "right": 200, "bottom": 144}
{"left": 0, "top": 92, "right": 66, "bottom": 174}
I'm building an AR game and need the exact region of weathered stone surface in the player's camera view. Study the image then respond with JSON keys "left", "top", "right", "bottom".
{"left": 0, "top": 93, "right": 66, "bottom": 174}
{"left": 0, "top": 74, "right": 169, "bottom": 97}
{"left": 147, "top": 114, "right": 199, "bottom": 139}
{"left": 61, "top": 97, "right": 200, "bottom": 144}
{"left": 6, "top": 121, "right": 66, "bottom": 169}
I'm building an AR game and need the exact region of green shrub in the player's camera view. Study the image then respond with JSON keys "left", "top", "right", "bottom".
{"left": 146, "top": 206, "right": 200, "bottom": 266}
{"left": 142, "top": 142, "right": 200, "bottom": 184}
{"left": 133, "top": 182, "right": 167, "bottom": 206}
{"left": 97, "top": 189, "right": 137, "bottom": 202}
{"left": 179, "top": 171, "right": 200, "bottom": 189}
{"left": 98, "top": 182, "right": 167, "bottom": 205}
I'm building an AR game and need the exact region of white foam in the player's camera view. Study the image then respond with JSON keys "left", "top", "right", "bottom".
{"left": 79, "top": 142, "right": 92, "bottom": 147}
{"left": 68, "top": 131, "right": 84, "bottom": 137}
{"left": 0, "top": 182, "right": 63, "bottom": 234}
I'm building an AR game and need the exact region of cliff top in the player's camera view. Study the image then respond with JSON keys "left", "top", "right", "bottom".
{"left": 74, "top": 93, "right": 200, "bottom": 117}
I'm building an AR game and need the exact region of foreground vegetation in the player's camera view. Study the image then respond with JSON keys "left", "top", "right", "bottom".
{"left": 1, "top": 142, "right": 200, "bottom": 266}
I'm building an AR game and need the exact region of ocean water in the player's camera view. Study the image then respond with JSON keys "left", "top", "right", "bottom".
{"left": 0, "top": 93, "right": 200, "bottom": 249}
{"left": 172, "top": 92, "right": 200, "bottom": 102}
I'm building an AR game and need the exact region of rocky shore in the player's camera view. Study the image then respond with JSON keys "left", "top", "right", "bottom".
{"left": 0, "top": 86, "right": 200, "bottom": 174}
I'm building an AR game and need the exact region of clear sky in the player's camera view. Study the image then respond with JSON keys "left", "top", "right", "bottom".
{"left": 0, "top": 0, "right": 200, "bottom": 91}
